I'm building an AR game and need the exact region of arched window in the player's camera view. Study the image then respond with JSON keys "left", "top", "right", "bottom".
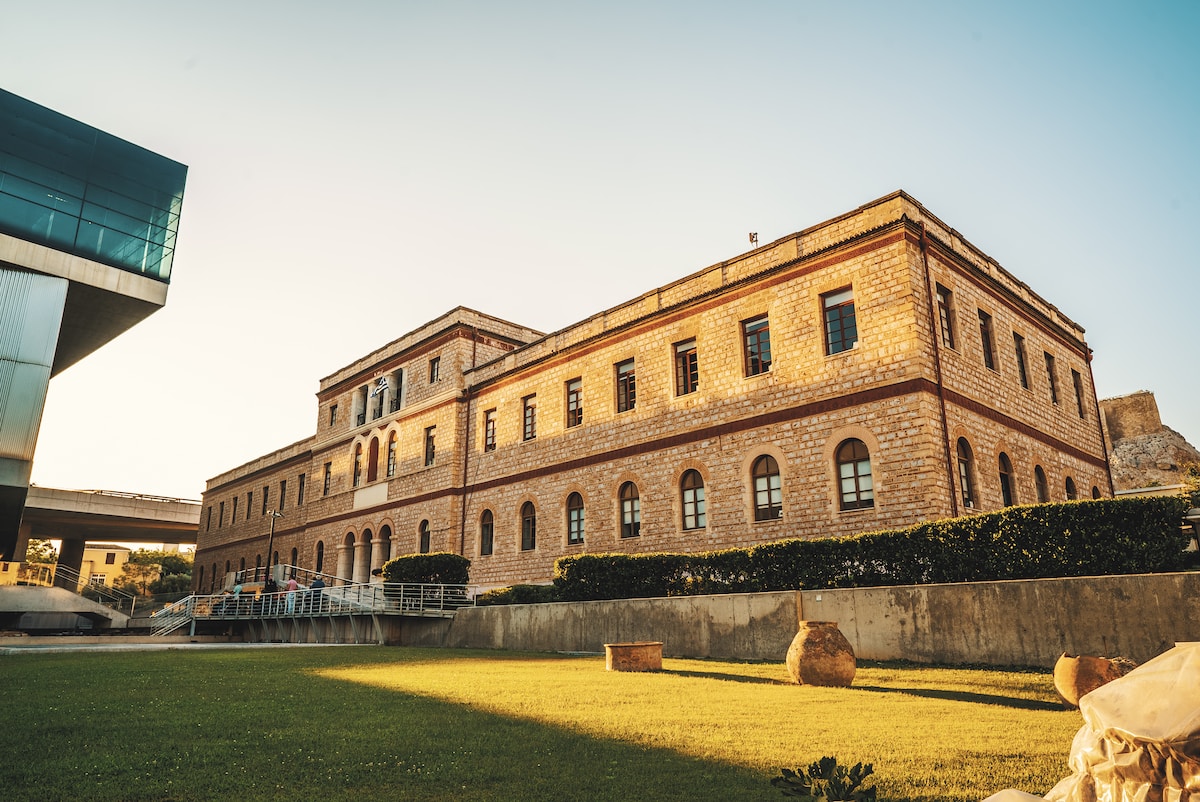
{"left": 256, "top": 554, "right": 262, "bottom": 569}
{"left": 386, "top": 432, "right": 397, "bottom": 478}
{"left": 567, "top": 493, "right": 585, "bottom": 544}
{"left": 998, "top": 453, "right": 1016, "bottom": 507}
{"left": 480, "top": 510, "right": 494, "bottom": 556}
{"left": 367, "top": 437, "right": 380, "bottom": 483}
{"left": 520, "top": 502, "right": 536, "bottom": 550}
{"left": 225, "top": 559, "right": 231, "bottom": 575}
{"left": 290, "top": 547, "right": 298, "bottom": 567}
{"left": 1091, "top": 486, "right": 1101, "bottom": 499}
{"left": 239, "top": 557, "right": 246, "bottom": 573}
{"left": 379, "top": 525, "right": 393, "bottom": 563}
{"left": 1035, "top": 465, "right": 1049, "bottom": 503}
{"left": 315, "top": 541, "right": 325, "bottom": 573}
{"left": 836, "top": 439, "right": 874, "bottom": 511}
{"left": 619, "top": 482, "right": 641, "bottom": 538}
{"left": 353, "top": 443, "right": 363, "bottom": 487}
{"left": 419, "top": 520, "right": 431, "bottom": 554}
{"left": 752, "top": 455, "right": 782, "bottom": 521}
{"left": 681, "top": 470, "right": 706, "bottom": 530}
{"left": 210, "top": 563, "right": 217, "bottom": 593}
{"left": 956, "top": 438, "right": 976, "bottom": 509}
{"left": 1065, "top": 476, "right": 1078, "bottom": 500}
{"left": 197, "top": 564, "right": 204, "bottom": 592}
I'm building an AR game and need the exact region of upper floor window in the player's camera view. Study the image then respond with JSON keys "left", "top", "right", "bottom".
{"left": 567, "top": 492, "right": 585, "bottom": 544}
{"left": 619, "top": 482, "right": 641, "bottom": 538}
{"left": 429, "top": 356, "right": 441, "bottom": 384}
{"left": 322, "top": 462, "right": 332, "bottom": 496}
{"left": 1035, "top": 465, "right": 1049, "bottom": 503}
{"left": 218, "top": 501, "right": 225, "bottom": 528}
{"left": 956, "top": 438, "right": 976, "bottom": 509}
{"left": 1065, "top": 477, "right": 1078, "bottom": 501}
{"left": 836, "top": 439, "right": 874, "bottom": 511}
{"left": 1044, "top": 352, "right": 1059, "bottom": 405}
{"left": 424, "top": 426, "right": 436, "bottom": 467}
{"left": 615, "top": 359, "right": 636, "bottom": 413}
{"left": 231, "top": 495, "right": 238, "bottom": 522}
{"left": 297, "top": 473, "right": 306, "bottom": 506}
{"left": 1072, "top": 369, "right": 1087, "bottom": 419}
{"left": 752, "top": 455, "right": 782, "bottom": 521}
{"left": 480, "top": 510, "right": 494, "bottom": 556}
{"left": 1013, "top": 332, "right": 1030, "bottom": 389}
{"left": 978, "top": 310, "right": 996, "bottom": 370}
{"left": 483, "top": 409, "right": 497, "bottom": 452}
{"left": 822, "top": 288, "right": 858, "bottom": 355}
{"left": 262, "top": 486, "right": 269, "bottom": 515}
{"left": 680, "top": 470, "right": 706, "bottom": 530}
{"left": 419, "top": 520, "right": 431, "bottom": 554}
{"left": 386, "top": 432, "right": 397, "bottom": 477}
{"left": 743, "top": 315, "right": 772, "bottom": 376}
{"left": 523, "top": 394, "right": 537, "bottom": 441}
{"left": 246, "top": 490, "right": 253, "bottom": 520}
{"left": 675, "top": 340, "right": 699, "bottom": 395}
{"left": 353, "top": 445, "right": 363, "bottom": 487}
{"left": 566, "top": 379, "right": 583, "bottom": 428}
{"left": 936, "top": 284, "right": 956, "bottom": 349}
{"left": 999, "top": 453, "right": 1016, "bottom": 507}
{"left": 279, "top": 479, "right": 287, "bottom": 511}
{"left": 329, "top": 403, "right": 338, "bottom": 427}
{"left": 520, "top": 502, "right": 536, "bottom": 551}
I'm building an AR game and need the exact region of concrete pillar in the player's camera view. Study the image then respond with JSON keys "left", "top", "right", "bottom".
{"left": 55, "top": 537, "right": 85, "bottom": 589}
{"left": 352, "top": 536, "right": 371, "bottom": 584}
{"left": 370, "top": 535, "right": 388, "bottom": 574}
{"left": 335, "top": 544, "right": 351, "bottom": 585}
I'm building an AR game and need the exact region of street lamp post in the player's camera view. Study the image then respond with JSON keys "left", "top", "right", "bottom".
{"left": 265, "top": 510, "right": 283, "bottom": 583}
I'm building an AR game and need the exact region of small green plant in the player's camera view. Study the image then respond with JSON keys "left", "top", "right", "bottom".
{"left": 772, "top": 756, "right": 877, "bottom": 801}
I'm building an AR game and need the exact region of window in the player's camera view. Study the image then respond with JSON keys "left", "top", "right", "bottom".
{"left": 520, "top": 502, "right": 536, "bottom": 550}
{"left": 353, "top": 444, "right": 363, "bottom": 487}
{"left": 674, "top": 340, "right": 699, "bottom": 395}
{"left": 323, "top": 462, "right": 332, "bottom": 495}
{"left": 752, "top": 455, "right": 782, "bottom": 521}
{"left": 565, "top": 378, "right": 583, "bottom": 427}
{"left": 429, "top": 356, "right": 441, "bottom": 383}
{"left": 419, "top": 520, "right": 431, "bottom": 554}
{"left": 205, "top": 506, "right": 212, "bottom": 531}
{"left": 1072, "top": 370, "right": 1086, "bottom": 419}
{"left": 956, "top": 438, "right": 976, "bottom": 509}
{"left": 1044, "top": 352, "right": 1059, "bottom": 404}
{"left": 315, "top": 541, "right": 325, "bottom": 573}
{"left": 1035, "top": 465, "right": 1049, "bottom": 503}
{"left": 483, "top": 409, "right": 497, "bottom": 452}
{"left": 386, "top": 433, "right": 397, "bottom": 477}
{"left": 246, "top": 491, "right": 253, "bottom": 520}
{"left": 424, "top": 426, "right": 436, "bottom": 466}
{"left": 389, "top": 369, "right": 404, "bottom": 412}
{"left": 743, "top": 315, "right": 772, "bottom": 376}
{"left": 329, "top": 403, "right": 338, "bottom": 427}
{"left": 823, "top": 288, "right": 858, "bottom": 355}
{"left": 523, "top": 394, "right": 537, "bottom": 440}
{"left": 978, "top": 310, "right": 996, "bottom": 370}
{"left": 279, "top": 479, "right": 287, "bottom": 511}
{"left": 218, "top": 501, "right": 225, "bottom": 527}
{"left": 681, "top": 470, "right": 706, "bottom": 530}
{"left": 480, "top": 510, "right": 494, "bottom": 556}
{"left": 999, "top": 453, "right": 1016, "bottom": 507}
{"left": 616, "top": 359, "right": 636, "bottom": 412}
{"left": 567, "top": 492, "right": 585, "bottom": 544}
{"left": 836, "top": 439, "right": 874, "bottom": 510}
{"left": 231, "top": 495, "right": 238, "bottom": 522}
{"left": 297, "top": 474, "right": 305, "bottom": 506}
{"left": 262, "top": 486, "right": 269, "bottom": 515}
{"left": 1065, "top": 477, "right": 1078, "bottom": 501}
{"left": 619, "top": 482, "right": 641, "bottom": 538}
{"left": 1091, "top": 486, "right": 1102, "bottom": 500}
{"left": 1013, "top": 333, "right": 1030, "bottom": 389}
{"left": 936, "top": 284, "right": 956, "bottom": 349}
{"left": 105, "top": 552, "right": 116, "bottom": 565}
{"left": 372, "top": 386, "right": 384, "bottom": 420}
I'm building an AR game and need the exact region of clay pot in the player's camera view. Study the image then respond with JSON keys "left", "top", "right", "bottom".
{"left": 1052, "top": 652, "right": 1136, "bottom": 708}
{"left": 786, "top": 621, "right": 856, "bottom": 686}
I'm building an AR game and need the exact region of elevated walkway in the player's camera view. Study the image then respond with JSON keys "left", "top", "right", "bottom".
{"left": 0, "top": 585, "right": 131, "bottom": 630}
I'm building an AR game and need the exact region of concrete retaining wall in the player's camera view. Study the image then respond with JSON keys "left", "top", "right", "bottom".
{"left": 437, "top": 572, "right": 1200, "bottom": 667}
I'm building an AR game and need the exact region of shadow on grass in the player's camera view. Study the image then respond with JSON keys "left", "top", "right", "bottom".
{"left": 658, "top": 667, "right": 790, "bottom": 685}
{"left": 851, "top": 683, "right": 1064, "bottom": 711}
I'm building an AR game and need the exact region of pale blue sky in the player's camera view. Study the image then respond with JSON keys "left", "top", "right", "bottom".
{"left": 6, "top": 1, "right": 1197, "bottom": 499}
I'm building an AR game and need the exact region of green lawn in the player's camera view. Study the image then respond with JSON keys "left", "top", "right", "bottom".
{"left": 0, "top": 646, "right": 1081, "bottom": 801}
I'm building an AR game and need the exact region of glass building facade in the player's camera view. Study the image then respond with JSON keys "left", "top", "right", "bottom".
{"left": 0, "top": 89, "right": 186, "bottom": 282}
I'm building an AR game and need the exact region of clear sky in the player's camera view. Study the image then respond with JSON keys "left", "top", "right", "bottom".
{"left": 6, "top": 1, "right": 1198, "bottom": 501}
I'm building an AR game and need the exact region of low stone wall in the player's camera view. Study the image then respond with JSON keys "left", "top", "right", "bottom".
{"left": 435, "top": 572, "right": 1200, "bottom": 667}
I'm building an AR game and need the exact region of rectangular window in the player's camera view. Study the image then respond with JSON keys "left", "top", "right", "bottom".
{"left": 936, "top": 284, "right": 956, "bottom": 349}
{"left": 206, "top": 506, "right": 212, "bottom": 531}
{"left": 616, "top": 359, "right": 636, "bottom": 413}
{"left": 323, "top": 463, "right": 332, "bottom": 495}
{"left": 429, "top": 356, "right": 441, "bottom": 383}
{"left": 1013, "top": 332, "right": 1030, "bottom": 389}
{"left": 565, "top": 379, "right": 583, "bottom": 427}
{"left": 232, "top": 495, "right": 238, "bottom": 522}
{"left": 978, "top": 310, "right": 996, "bottom": 370}
{"left": 1045, "top": 352, "right": 1059, "bottom": 404}
{"left": 674, "top": 340, "right": 698, "bottom": 395}
{"left": 483, "top": 409, "right": 496, "bottom": 452}
{"left": 262, "top": 486, "right": 269, "bottom": 515}
{"left": 1072, "top": 369, "right": 1087, "bottom": 419}
{"left": 743, "top": 315, "right": 772, "bottom": 376}
{"left": 278, "top": 480, "right": 287, "bottom": 511}
{"left": 246, "top": 491, "right": 253, "bottom": 520}
{"left": 522, "top": 395, "right": 537, "bottom": 441}
{"left": 822, "top": 288, "right": 858, "bottom": 355}
{"left": 105, "top": 552, "right": 116, "bottom": 565}
{"left": 329, "top": 403, "right": 337, "bottom": 427}
{"left": 424, "top": 426, "right": 436, "bottom": 466}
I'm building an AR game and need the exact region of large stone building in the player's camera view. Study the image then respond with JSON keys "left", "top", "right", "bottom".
{"left": 194, "top": 191, "right": 1112, "bottom": 592}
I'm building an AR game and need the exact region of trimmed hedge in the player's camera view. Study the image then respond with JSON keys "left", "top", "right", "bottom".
{"left": 552, "top": 496, "right": 1191, "bottom": 602}
{"left": 476, "top": 584, "right": 560, "bottom": 606}
{"left": 382, "top": 552, "right": 470, "bottom": 584}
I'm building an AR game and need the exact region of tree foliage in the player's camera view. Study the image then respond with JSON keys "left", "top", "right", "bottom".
{"left": 24, "top": 538, "right": 58, "bottom": 564}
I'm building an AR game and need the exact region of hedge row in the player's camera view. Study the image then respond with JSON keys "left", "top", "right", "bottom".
{"left": 550, "top": 496, "right": 1191, "bottom": 602}
{"left": 381, "top": 552, "right": 471, "bottom": 585}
